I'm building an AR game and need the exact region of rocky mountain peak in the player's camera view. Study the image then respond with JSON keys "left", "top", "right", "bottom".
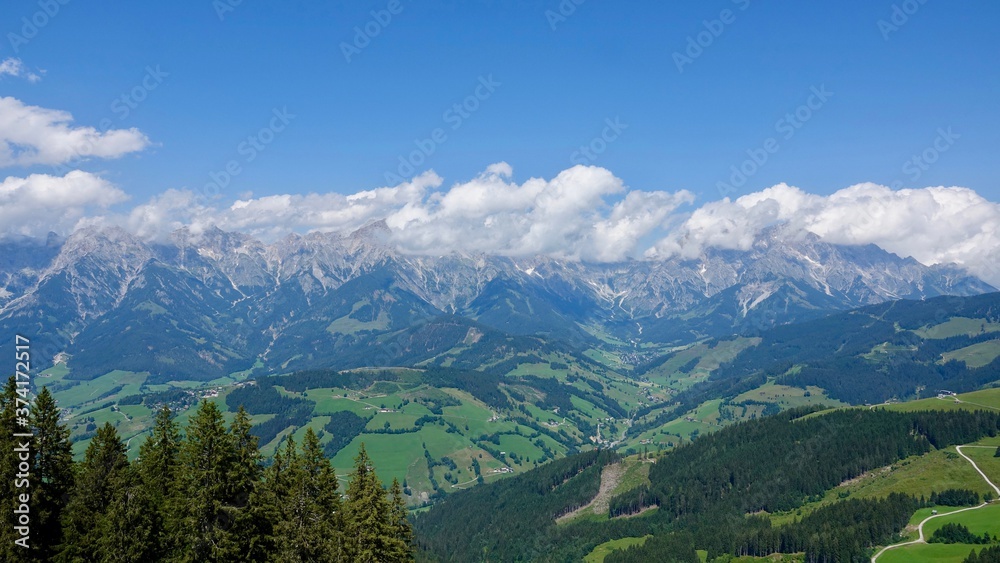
{"left": 0, "top": 224, "right": 994, "bottom": 375}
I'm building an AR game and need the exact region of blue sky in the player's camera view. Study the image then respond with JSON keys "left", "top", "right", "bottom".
{"left": 3, "top": 0, "right": 998, "bottom": 203}
{"left": 3, "top": 0, "right": 1000, "bottom": 283}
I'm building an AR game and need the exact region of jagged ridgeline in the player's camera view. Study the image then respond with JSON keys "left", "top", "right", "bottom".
{"left": 413, "top": 407, "right": 1000, "bottom": 562}
{"left": 0, "top": 225, "right": 992, "bottom": 378}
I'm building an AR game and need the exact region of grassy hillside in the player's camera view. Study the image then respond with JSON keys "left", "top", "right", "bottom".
{"left": 44, "top": 349, "right": 653, "bottom": 507}
{"left": 660, "top": 293, "right": 1000, "bottom": 411}
{"left": 414, "top": 406, "right": 1000, "bottom": 562}
{"left": 619, "top": 293, "right": 1000, "bottom": 456}
{"left": 43, "top": 292, "right": 1000, "bottom": 511}
{"left": 765, "top": 388, "right": 1000, "bottom": 525}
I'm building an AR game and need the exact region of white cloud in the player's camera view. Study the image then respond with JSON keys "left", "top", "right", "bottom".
{"left": 221, "top": 171, "right": 444, "bottom": 241}
{"left": 590, "top": 190, "right": 696, "bottom": 262}
{"left": 0, "top": 97, "right": 150, "bottom": 167}
{"left": 97, "top": 164, "right": 693, "bottom": 262}
{"left": 385, "top": 164, "right": 692, "bottom": 260}
{"left": 646, "top": 184, "right": 820, "bottom": 259}
{"left": 0, "top": 58, "right": 42, "bottom": 83}
{"left": 0, "top": 58, "right": 23, "bottom": 77}
{"left": 0, "top": 171, "right": 128, "bottom": 237}
{"left": 648, "top": 182, "right": 1000, "bottom": 285}
{"left": 120, "top": 188, "right": 214, "bottom": 242}
{"left": 14, "top": 163, "right": 1000, "bottom": 286}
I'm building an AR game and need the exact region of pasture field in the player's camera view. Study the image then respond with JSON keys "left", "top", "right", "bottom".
{"left": 942, "top": 340, "right": 1000, "bottom": 368}
{"left": 879, "top": 542, "right": 985, "bottom": 563}
{"left": 923, "top": 502, "right": 1000, "bottom": 538}
{"left": 914, "top": 317, "right": 1000, "bottom": 339}
{"left": 583, "top": 536, "right": 651, "bottom": 563}
{"left": 881, "top": 503, "right": 1000, "bottom": 563}
{"left": 734, "top": 382, "right": 845, "bottom": 410}
{"left": 884, "top": 388, "right": 1000, "bottom": 413}
{"left": 325, "top": 300, "right": 391, "bottom": 334}
{"left": 964, "top": 446, "right": 1000, "bottom": 486}
{"left": 768, "top": 446, "right": 992, "bottom": 527}
{"left": 53, "top": 370, "right": 146, "bottom": 409}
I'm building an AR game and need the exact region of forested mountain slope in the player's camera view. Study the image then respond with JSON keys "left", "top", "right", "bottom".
{"left": 625, "top": 292, "right": 1000, "bottom": 446}
{"left": 414, "top": 405, "right": 1000, "bottom": 561}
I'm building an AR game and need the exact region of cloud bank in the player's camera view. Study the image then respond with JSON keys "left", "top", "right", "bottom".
{"left": 111, "top": 164, "right": 696, "bottom": 263}
{"left": 0, "top": 96, "right": 149, "bottom": 167}
{"left": 0, "top": 96, "right": 997, "bottom": 285}
{"left": 648, "top": 182, "right": 1000, "bottom": 284}
{"left": 10, "top": 161, "right": 997, "bottom": 285}
{"left": 0, "top": 171, "right": 128, "bottom": 238}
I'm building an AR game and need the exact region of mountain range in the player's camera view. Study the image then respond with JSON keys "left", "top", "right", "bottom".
{"left": 0, "top": 222, "right": 992, "bottom": 382}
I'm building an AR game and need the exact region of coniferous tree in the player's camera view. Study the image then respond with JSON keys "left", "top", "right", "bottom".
{"left": 137, "top": 405, "right": 181, "bottom": 554}
{"left": 928, "top": 522, "right": 991, "bottom": 544}
{"left": 967, "top": 546, "right": 1000, "bottom": 563}
{"left": 346, "top": 443, "right": 394, "bottom": 563}
{"left": 56, "top": 423, "right": 129, "bottom": 562}
{"left": 172, "top": 400, "right": 238, "bottom": 562}
{"left": 229, "top": 406, "right": 262, "bottom": 507}
{"left": 388, "top": 477, "right": 415, "bottom": 561}
{"left": 96, "top": 464, "right": 160, "bottom": 562}
{"left": 276, "top": 428, "right": 346, "bottom": 562}
{"left": 251, "top": 441, "right": 286, "bottom": 530}
{"left": 302, "top": 428, "right": 345, "bottom": 560}
{"left": 0, "top": 388, "right": 420, "bottom": 562}
{"left": 30, "top": 386, "right": 74, "bottom": 561}
{"left": 220, "top": 406, "right": 268, "bottom": 561}
{"left": 138, "top": 405, "right": 181, "bottom": 500}
{"left": 254, "top": 437, "right": 294, "bottom": 562}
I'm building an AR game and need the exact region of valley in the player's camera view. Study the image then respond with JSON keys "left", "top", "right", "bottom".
{"left": 415, "top": 389, "right": 1000, "bottom": 562}
{"left": 38, "top": 287, "right": 1000, "bottom": 521}
{"left": 6, "top": 227, "right": 1000, "bottom": 561}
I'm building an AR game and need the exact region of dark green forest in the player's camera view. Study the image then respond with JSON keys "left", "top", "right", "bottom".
{"left": 0, "top": 379, "right": 414, "bottom": 562}
{"left": 629, "top": 293, "right": 1000, "bottom": 439}
{"left": 604, "top": 532, "right": 699, "bottom": 563}
{"left": 414, "top": 407, "right": 1000, "bottom": 562}
{"left": 930, "top": 523, "right": 994, "bottom": 545}
{"left": 967, "top": 545, "right": 1000, "bottom": 562}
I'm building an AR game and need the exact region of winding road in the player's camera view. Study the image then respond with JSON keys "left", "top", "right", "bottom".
{"left": 871, "top": 445, "right": 1000, "bottom": 562}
